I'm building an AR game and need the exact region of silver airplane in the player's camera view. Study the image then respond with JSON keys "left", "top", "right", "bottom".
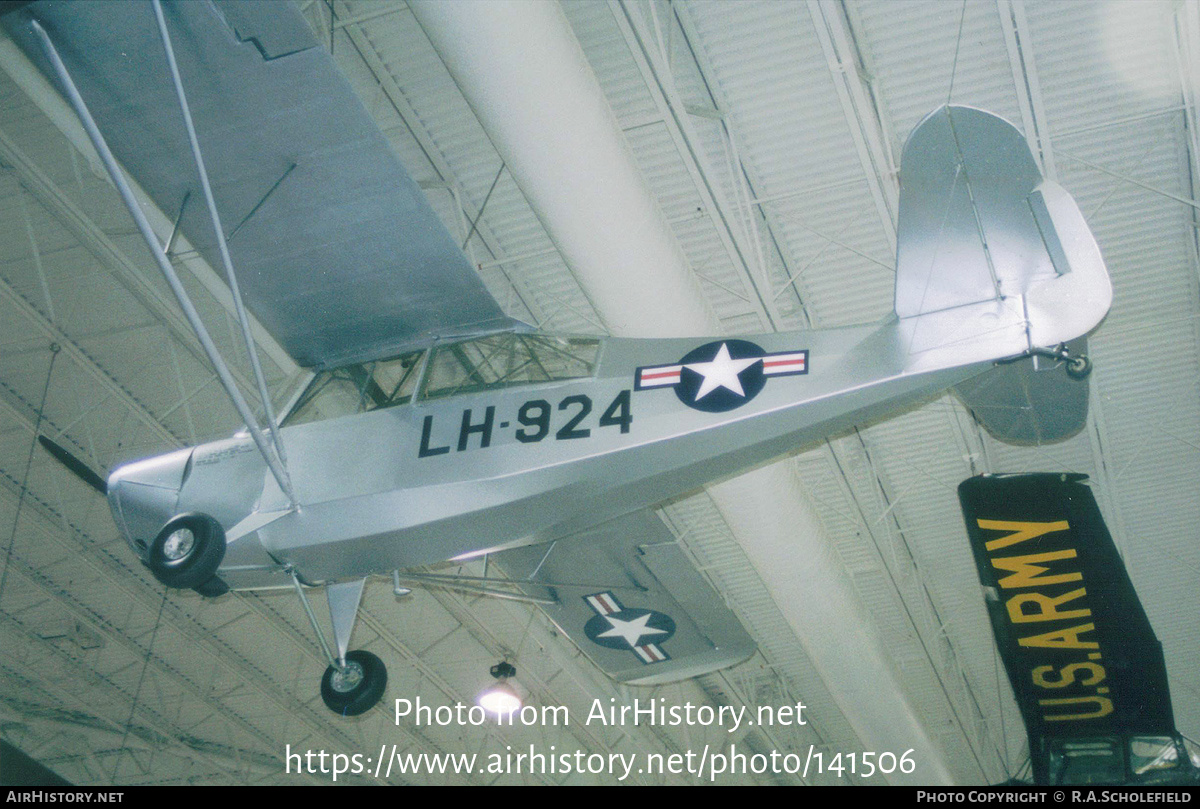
{"left": 4, "top": 1, "right": 1111, "bottom": 717}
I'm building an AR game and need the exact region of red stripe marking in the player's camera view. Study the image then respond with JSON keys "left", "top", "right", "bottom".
{"left": 641, "top": 369, "right": 681, "bottom": 381}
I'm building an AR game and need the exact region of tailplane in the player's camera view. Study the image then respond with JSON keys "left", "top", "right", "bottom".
{"left": 953, "top": 337, "right": 1091, "bottom": 445}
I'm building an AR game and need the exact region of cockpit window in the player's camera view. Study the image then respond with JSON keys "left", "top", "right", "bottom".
{"left": 421, "top": 333, "right": 600, "bottom": 400}
{"left": 282, "top": 334, "right": 601, "bottom": 426}
{"left": 283, "top": 350, "right": 424, "bottom": 427}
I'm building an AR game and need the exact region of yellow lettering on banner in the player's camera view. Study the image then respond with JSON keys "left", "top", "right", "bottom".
{"left": 1019, "top": 622, "right": 1099, "bottom": 650}
{"left": 992, "top": 549, "right": 1082, "bottom": 589}
{"left": 1006, "top": 587, "right": 1091, "bottom": 623}
{"left": 978, "top": 519, "right": 1071, "bottom": 551}
{"left": 1039, "top": 695, "right": 1113, "bottom": 722}
{"left": 1032, "top": 662, "right": 1106, "bottom": 689}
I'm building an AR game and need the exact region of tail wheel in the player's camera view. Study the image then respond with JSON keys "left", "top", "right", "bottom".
{"left": 147, "top": 513, "right": 225, "bottom": 589}
{"left": 321, "top": 650, "right": 387, "bottom": 717}
{"left": 1065, "top": 355, "right": 1093, "bottom": 380}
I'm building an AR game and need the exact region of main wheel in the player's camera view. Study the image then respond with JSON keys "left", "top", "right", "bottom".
{"left": 147, "top": 513, "right": 225, "bottom": 589}
{"left": 321, "top": 650, "right": 387, "bottom": 717}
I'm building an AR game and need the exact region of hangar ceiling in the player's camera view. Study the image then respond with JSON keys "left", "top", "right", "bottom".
{"left": 0, "top": 0, "right": 1197, "bottom": 786}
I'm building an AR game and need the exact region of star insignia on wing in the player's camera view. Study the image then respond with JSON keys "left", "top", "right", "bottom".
{"left": 597, "top": 611, "right": 670, "bottom": 648}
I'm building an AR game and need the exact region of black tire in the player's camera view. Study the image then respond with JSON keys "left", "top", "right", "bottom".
{"left": 147, "top": 513, "right": 225, "bottom": 589}
{"left": 1065, "top": 355, "right": 1093, "bottom": 380}
{"left": 194, "top": 576, "right": 229, "bottom": 598}
{"left": 321, "top": 650, "right": 387, "bottom": 717}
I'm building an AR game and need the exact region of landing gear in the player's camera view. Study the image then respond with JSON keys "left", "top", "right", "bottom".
{"left": 1006, "top": 343, "right": 1093, "bottom": 380}
{"left": 1065, "top": 354, "right": 1093, "bottom": 380}
{"left": 320, "top": 650, "right": 388, "bottom": 716}
{"left": 147, "top": 513, "right": 225, "bottom": 588}
{"left": 290, "top": 571, "right": 388, "bottom": 717}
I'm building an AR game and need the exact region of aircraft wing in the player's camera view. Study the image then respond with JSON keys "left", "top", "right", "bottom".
{"left": 2, "top": 0, "right": 521, "bottom": 368}
{"left": 494, "top": 509, "right": 755, "bottom": 685}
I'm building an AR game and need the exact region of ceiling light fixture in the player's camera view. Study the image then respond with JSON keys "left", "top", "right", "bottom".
{"left": 477, "top": 661, "right": 521, "bottom": 716}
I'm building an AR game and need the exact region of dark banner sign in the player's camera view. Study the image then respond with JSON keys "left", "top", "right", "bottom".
{"left": 958, "top": 474, "right": 1175, "bottom": 742}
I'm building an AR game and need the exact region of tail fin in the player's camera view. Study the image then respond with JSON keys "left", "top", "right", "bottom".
{"left": 894, "top": 106, "right": 1111, "bottom": 368}
{"left": 894, "top": 106, "right": 1110, "bottom": 444}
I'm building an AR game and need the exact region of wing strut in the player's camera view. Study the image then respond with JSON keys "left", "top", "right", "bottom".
{"left": 30, "top": 17, "right": 297, "bottom": 507}
{"left": 150, "top": 0, "right": 288, "bottom": 468}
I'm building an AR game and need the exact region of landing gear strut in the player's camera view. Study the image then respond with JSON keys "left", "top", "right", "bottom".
{"left": 291, "top": 572, "right": 388, "bottom": 717}
{"left": 1007, "top": 343, "right": 1093, "bottom": 380}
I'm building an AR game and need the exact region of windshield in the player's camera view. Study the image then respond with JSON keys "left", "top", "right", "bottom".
{"left": 421, "top": 333, "right": 599, "bottom": 399}
{"left": 283, "top": 350, "right": 424, "bottom": 427}
{"left": 282, "top": 333, "right": 602, "bottom": 426}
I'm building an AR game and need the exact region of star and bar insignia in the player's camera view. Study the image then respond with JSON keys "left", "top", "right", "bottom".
{"left": 635, "top": 339, "right": 808, "bottom": 412}
{"left": 583, "top": 591, "right": 676, "bottom": 665}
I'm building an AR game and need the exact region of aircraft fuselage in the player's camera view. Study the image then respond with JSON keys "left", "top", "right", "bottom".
{"left": 108, "top": 313, "right": 1004, "bottom": 589}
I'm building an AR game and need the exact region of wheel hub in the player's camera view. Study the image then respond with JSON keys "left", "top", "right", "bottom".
{"left": 330, "top": 660, "right": 364, "bottom": 693}
{"left": 162, "top": 527, "right": 195, "bottom": 561}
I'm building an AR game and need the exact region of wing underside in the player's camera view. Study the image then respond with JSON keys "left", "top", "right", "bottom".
{"left": 3, "top": 0, "right": 520, "bottom": 368}
{"left": 494, "top": 509, "right": 755, "bottom": 686}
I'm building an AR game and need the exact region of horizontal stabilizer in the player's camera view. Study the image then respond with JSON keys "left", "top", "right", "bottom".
{"left": 954, "top": 338, "right": 1090, "bottom": 446}
{"left": 495, "top": 510, "right": 755, "bottom": 685}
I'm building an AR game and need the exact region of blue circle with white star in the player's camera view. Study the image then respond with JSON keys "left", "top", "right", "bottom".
{"left": 584, "top": 608, "right": 676, "bottom": 650}
{"left": 674, "top": 339, "right": 767, "bottom": 412}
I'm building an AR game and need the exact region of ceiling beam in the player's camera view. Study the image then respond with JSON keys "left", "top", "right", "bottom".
{"left": 0, "top": 611, "right": 280, "bottom": 785}
{"left": 807, "top": 0, "right": 898, "bottom": 252}
{"left": 997, "top": 0, "right": 1057, "bottom": 179}
{"left": 0, "top": 272, "right": 182, "bottom": 447}
{"left": 611, "top": 0, "right": 782, "bottom": 330}
{"left": 330, "top": 0, "right": 550, "bottom": 329}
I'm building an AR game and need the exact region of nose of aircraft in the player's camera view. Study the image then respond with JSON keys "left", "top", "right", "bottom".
{"left": 106, "top": 447, "right": 194, "bottom": 559}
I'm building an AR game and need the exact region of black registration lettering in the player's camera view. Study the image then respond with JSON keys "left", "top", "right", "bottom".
{"left": 598, "top": 390, "right": 632, "bottom": 433}
{"left": 458, "top": 406, "right": 495, "bottom": 451}
{"left": 516, "top": 399, "right": 551, "bottom": 443}
{"left": 418, "top": 415, "right": 450, "bottom": 458}
{"left": 555, "top": 395, "right": 592, "bottom": 440}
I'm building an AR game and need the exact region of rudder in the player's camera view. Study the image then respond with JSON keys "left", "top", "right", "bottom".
{"left": 895, "top": 106, "right": 1111, "bottom": 349}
